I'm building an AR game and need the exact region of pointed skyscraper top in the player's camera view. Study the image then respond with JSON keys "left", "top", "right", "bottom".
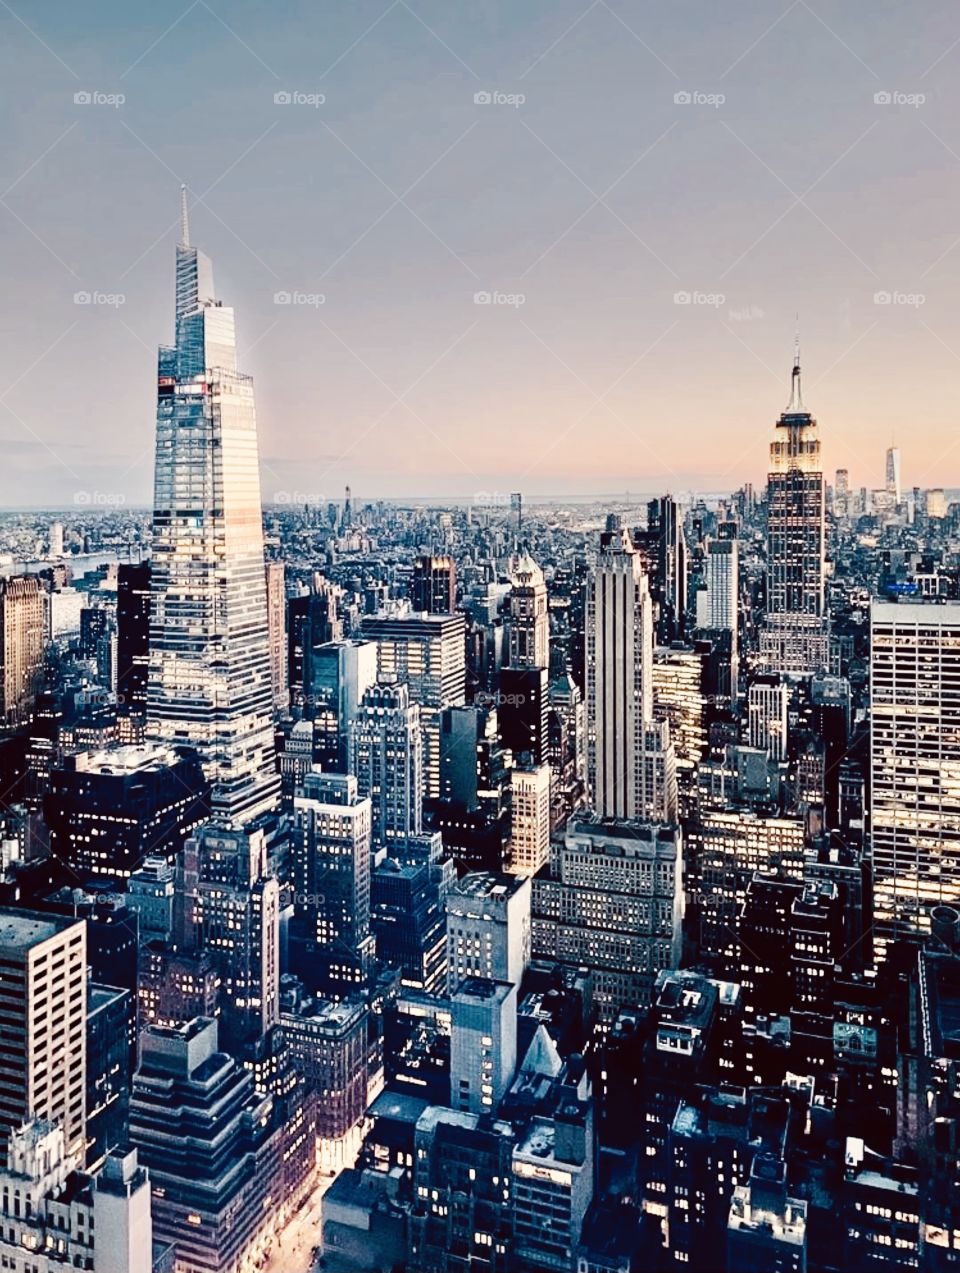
{"left": 786, "top": 321, "right": 804, "bottom": 412}
{"left": 179, "top": 185, "right": 190, "bottom": 248}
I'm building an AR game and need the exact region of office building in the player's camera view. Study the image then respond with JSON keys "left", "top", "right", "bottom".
{"left": 175, "top": 821, "right": 280, "bottom": 1048}
{"left": 129, "top": 1017, "right": 282, "bottom": 1273}
{"left": 288, "top": 579, "right": 343, "bottom": 715}
{"left": 0, "top": 575, "right": 46, "bottom": 728}
{"left": 586, "top": 527, "right": 654, "bottom": 820}
{"left": 411, "top": 555, "right": 456, "bottom": 615}
{"left": 532, "top": 815, "right": 683, "bottom": 1021}
{"left": 291, "top": 770, "right": 373, "bottom": 994}
{"left": 116, "top": 562, "right": 150, "bottom": 714}
{"left": 748, "top": 676, "right": 790, "bottom": 762}
{"left": 445, "top": 870, "right": 531, "bottom": 993}
{"left": 886, "top": 444, "right": 902, "bottom": 504}
{"left": 449, "top": 977, "right": 517, "bottom": 1114}
{"left": 0, "top": 1120, "right": 153, "bottom": 1273}
{"left": 509, "top": 763, "right": 551, "bottom": 876}
{"left": 349, "top": 681, "right": 423, "bottom": 848}
{"left": 148, "top": 191, "right": 279, "bottom": 824}
{"left": 761, "top": 349, "right": 828, "bottom": 677}
{"left": 265, "top": 561, "right": 287, "bottom": 710}
{"left": 870, "top": 601, "right": 960, "bottom": 956}
{"left": 361, "top": 612, "right": 466, "bottom": 798}
{"left": 507, "top": 552, "right": 549, "bottom": 670}
{"left": 0, "top": 909, "right": 86, "bottom": 1158}
{"left": 309, "top": 638, "right": 377, "bottom": 771}
{"left": 44, "top": 743, "right": 210, "bottom": 877}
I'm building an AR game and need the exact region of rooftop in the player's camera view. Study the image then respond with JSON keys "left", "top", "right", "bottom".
{"left": 0, "top": 907, "right": 82, "bottom": 954}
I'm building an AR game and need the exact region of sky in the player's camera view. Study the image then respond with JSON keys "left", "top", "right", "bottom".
{"left": 2, "top": 0, "right": 960, "bottom": 507}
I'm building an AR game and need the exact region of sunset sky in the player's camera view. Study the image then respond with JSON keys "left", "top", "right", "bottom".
{"left": 2, "top": 0, "right": 960, "bottom": 505}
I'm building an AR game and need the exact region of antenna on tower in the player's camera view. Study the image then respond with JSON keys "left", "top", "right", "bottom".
{"left": 179, "top": 185, "right": 190, "bottom": 248}
{"left": 787, "top": 315, "right": 803, "bottom": 411}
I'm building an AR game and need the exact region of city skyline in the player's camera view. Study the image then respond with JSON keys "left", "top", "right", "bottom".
{"left": 3, "top": 2, "right": 960, "bottom": 504}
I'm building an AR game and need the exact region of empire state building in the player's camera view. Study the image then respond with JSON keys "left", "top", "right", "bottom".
{"left": 760, "top": 348, "right": 829, "bottom": 677}
{"left": 147, "top": 189, "right": 280, "bottom": 824}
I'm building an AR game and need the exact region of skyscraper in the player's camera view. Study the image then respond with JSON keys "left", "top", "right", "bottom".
{"left": 0, "top": 576, "right": 46, "bottom": 728}
{"left": 116, "top": 563, "right": 150, "bottom": 714}
{"left": 586, "top": 527, "right": 654, "bottom": 820}
{"left": 507, "top": 552, "right": 549, "bottom": 671}
{"left": 885, "top": 444, "right": 902, "bottom": 504}
{"left": 361, "top": 612, "right": 466, "bottom": 798}
{"left": 0, "top": 909, "right": 87, "bottom": 1159}
{"left": 349, "top": 681, "right": 424, "bottom": 848}
{"left": 411, "top": 555, "right": 457, "bottom": 616}
{"left": 147, "top": 189, "right": 279, "bottom": 825}
{"left": 761, "top": 348, "right": 828, "bottom": 677}
{"left": 870, "top": 601, "right": 960, "bottom": 958}
{"left": 265, "top": 561, "right": 288, "bottom": 711}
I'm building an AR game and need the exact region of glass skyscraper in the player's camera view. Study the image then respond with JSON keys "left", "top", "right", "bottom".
{"left": 147, "top": 188, "right": 279, "bottom": 825}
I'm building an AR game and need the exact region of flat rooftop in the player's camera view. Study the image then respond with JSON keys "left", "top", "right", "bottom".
{"left": 0, "top": 908, "right": 82, "bottom": 954}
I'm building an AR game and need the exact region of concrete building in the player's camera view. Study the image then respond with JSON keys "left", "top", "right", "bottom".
{"left": 0, "top": 575, "right": 46, "bottom": 727}
{"left": 129, "top": 1018, "right": 282, "bottom": 1273}
{"left": 870, "top": 601, "right": 960, "bottom": 957}
{"left": 349, "top": 681, "right": 423, "bottom": 848}
{"left": 509, "top": 763, "right": 551, "bottom": 877}
{"left": 532, "top": 816, "right": 683, "bottom": 1021}
{"left": 449, "top": 977, "right": 518, "bottom": 1115}
{"left": 727, "top": 1155, "right": 808, "bottom": 1272}
{"left": 0, "top": 909, "right": 86, "bottom": 1159}
{"left": 748, "top": 677, "right": 790, "bottom": 762}
{"left": 361, "top": 612, "right": 466, "bottom": 799}
{"left": 586, "top": 527, "right": 654, "bottom": 820}
{"left": 445, "top": 870, "right": 532, "bottom": 993}
{"left": 0, "top": 1119, "right": 153, "bottom": 1273}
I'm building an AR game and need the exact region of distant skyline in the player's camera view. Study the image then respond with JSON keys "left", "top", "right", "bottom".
{"left": 3, "top": 1, "right": 960, "bottom": 505}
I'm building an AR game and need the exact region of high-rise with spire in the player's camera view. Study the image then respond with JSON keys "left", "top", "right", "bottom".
{"left": 147, "top": 188, "right": 280, "bottom": 824}
{"left": 760, "top": 343, "right": 828, "bottom": 678}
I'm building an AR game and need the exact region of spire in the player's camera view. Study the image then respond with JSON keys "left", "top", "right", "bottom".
{"left": 179, "top": 185, "right": 190, "bottom": 248}
{"left": 786, "top": 318, "right": 803, "bottom": 412}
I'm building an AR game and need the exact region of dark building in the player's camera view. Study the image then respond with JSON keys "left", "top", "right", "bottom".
{"left": 116, "top": 562, "right": 151, "bottom": 712}
{"left": 497, "top": 665, "right": 549, "bottom": 766}
{"left": 44, "top": 743, "right": 210, "bottom": 878}
{"left": 411, "top": 555, "right": 457, "bottom": 616}
{"left": 86, "top": 981, "right": 135, "bottom": 1169}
